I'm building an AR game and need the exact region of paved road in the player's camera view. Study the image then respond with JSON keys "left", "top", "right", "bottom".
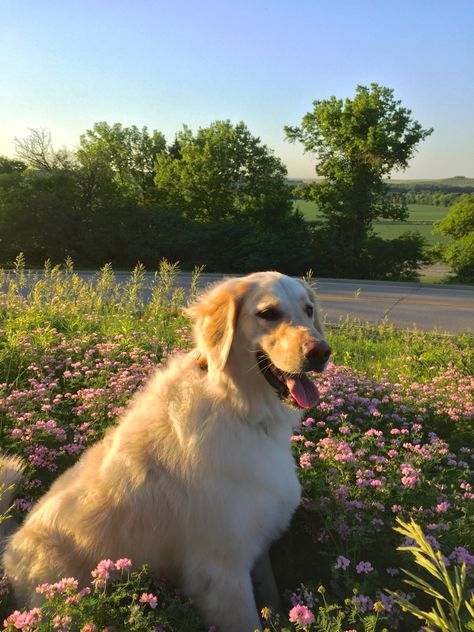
{"left": 11, "top": 271, "right": 474, "bottom": 333}
{"left": 95, "top": 271, "right": 472, "bottom": 334}
{"left": 313, "top": 278, "right": 473, "bottom": 333}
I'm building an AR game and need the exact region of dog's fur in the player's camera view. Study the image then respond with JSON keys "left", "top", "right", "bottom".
{"left": 0, "top": 271, "right": 330, "bottom": 632}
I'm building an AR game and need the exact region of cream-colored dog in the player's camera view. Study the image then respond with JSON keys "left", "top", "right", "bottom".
{"left": 1, "top": 272, "right": 331, "bottom": 632}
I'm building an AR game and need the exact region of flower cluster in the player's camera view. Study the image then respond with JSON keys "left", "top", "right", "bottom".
{"left": 0, "top": 272, "right": 472, "bottom": 632}
{"left": 291, "top": 361, "right": 473, "bottom": 624}
{"left": 2, "top": 559, "right": 195, "bottom": 632}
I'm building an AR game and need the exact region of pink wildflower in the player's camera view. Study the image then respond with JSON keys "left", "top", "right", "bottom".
{"left": 53, "top": 614, "right": 71, "bottom": 631}
{"left": 4, "top": 608, "right": 42, "bottom": 630}
{"left": 139, "top": 592, "right": 158, "bottom": 608}
{"left": 114, "top": 558, "right": 132, "bottom": 571}
{"left": 289, "top": 604, "right": 315, "bottom": 627}
{"left": 299, "top": 453, "right": 313, "bottom": 469}
{"left": 91, "top": 559, "right": 116, "bottom": 588}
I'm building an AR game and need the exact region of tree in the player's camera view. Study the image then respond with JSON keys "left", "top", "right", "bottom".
{"left": 0, "top": 170, "right": 82, "bottom": 264}
{"left": 285, "top": 84, "right": 433, "bottom": 274}
{"left": 434, "top": 194, "right": 474, "bottom": 280}
{"left": 153, "top": 120, "right": 293, "bottom": 223}
{"left": 0, "top": 156, "right": 27, "bottom": 174}
{"left": 77, "top": 122, "right": 166, "bottom": 202}
{"left": 13, "top": 128, "right": 73, "bottom": 171}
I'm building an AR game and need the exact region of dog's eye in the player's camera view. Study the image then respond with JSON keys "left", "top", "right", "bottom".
{"left": 305, "top": 304, "right": 314, "bottom": 318}
{"left": 257, "top": 307, "right": 281, "bottom": 321}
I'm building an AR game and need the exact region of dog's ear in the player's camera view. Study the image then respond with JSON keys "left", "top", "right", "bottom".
{"left": 298, "top": 278, "right": 325, "bottom": 336}
{"left": 185, "top": 279, "right": 250, "bottom": 373}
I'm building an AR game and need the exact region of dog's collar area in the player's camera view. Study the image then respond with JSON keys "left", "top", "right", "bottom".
{"left": 256, "top": 350, "right": 320, "bottom": 409}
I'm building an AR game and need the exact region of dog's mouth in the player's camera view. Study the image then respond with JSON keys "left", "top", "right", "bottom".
{"left": 256, "top": 350, "right": 320, "bottom": 409}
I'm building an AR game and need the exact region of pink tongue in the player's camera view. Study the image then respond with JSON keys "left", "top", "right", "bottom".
{"left": 286, "top": 375, "right": 320, "bottom": 408}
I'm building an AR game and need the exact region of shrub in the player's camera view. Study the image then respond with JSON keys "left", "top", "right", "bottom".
{"left": 435, "top": 194, "right": 474, "bottom": 281}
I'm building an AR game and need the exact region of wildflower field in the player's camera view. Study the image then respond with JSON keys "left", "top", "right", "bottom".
{"left": 0, "top": 257, "right": 473, "bottom": 631}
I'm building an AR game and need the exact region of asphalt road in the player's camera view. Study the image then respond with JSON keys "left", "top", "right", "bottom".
{"left": 312, "top": 278, "right": 473, "bottom": 333}
{"left": 95, "top": 271, "right": 473, "bottom": 334}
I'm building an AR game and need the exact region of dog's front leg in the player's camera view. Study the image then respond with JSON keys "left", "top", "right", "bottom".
{"left": 251, "top": 549, "right": 282, "bottom": 615}
{"left": 183, "top": 561, "right": 262, "bottom": 632}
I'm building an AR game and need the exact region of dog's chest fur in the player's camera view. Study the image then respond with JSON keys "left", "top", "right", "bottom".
{"left": 120, "top": 356, "right": 302, "bottom": 566}
{"left": 199, "top": 409, "right": 302, "bottom": 556}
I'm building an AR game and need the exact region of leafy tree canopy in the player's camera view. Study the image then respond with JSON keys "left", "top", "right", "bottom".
{"left": 285, "top": 84, "right": 433, "bottom": 271}
{"left": 434, "top": 194, "right": 474, "bottom": 280}
{"left": 0, "top": 156, "right": 27, "bottom": 175}
{"left": 154, "top": 120, "right": 293, "bottom": 223}
{"left": 435, "top": 193, "right": 474, "bottom": 240}
{"left": 77, "top": 122, "right": 167, "bottom": 202}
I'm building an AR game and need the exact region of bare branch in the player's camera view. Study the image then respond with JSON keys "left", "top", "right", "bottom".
{"left": 13, "top": 128, "right": 74, "bottom": 171}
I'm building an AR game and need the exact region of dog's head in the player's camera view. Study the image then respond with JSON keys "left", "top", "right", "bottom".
{"left": 186, "top": 272, "right": 331, "bottom": 408}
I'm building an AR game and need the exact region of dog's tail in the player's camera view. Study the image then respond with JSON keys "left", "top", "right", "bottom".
{"left": 0, "top": 454, "right": 25, "bottom": 536}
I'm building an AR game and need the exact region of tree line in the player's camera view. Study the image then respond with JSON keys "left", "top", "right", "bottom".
{"left": 399, "top": 191, "right": 465, "bottom": 207}
{"left": 0, "top": 84, "right": 438, "bottom": 279}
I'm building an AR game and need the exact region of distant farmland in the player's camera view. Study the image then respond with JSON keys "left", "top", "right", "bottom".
{"left": 294, "top": 201, "right": 449, "bottom": 244}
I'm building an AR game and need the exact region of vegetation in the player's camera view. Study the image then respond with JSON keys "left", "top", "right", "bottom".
{"left": 0, "top": 262, "right": 472, "bottom": 630}
{"left": 3, "top": 83, "right": 468, "bottom": 280}
{"left": 296, "top": 201, "right": 450, "bottom": 245}
{"left": 434, "top": 194, "right": 474, "bottom": 281}
{"left": 378, "top": 178, "right": 474, "bottom": 211}
{"left": 153, "top": 120, "right": 293, "bottom": 224}
{"left": 285, "top": 84, "right": 433, "bottom": 277}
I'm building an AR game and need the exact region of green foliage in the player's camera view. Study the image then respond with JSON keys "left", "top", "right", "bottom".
{"left": 285, "top": 84, "right": 433, "bottom": 276}
{"left": 0, "top": 156, "right": 27, "bottom": 175}
{"left": 0, "top": 115, "right": 459, "bottom": 279}
{"left": 1, "top": 564, "right": 207, "bottom": 632}
{"left": 388, "top": 518, "right": 474, "bottom": 632}
{"left": 401, "top": 190, "right": 464, "bottom": 207}
{"left": 154, "top": 120, "right": 293, "bottom": 223}
{"left": 362, "top": 231, "right": 428, "bottom": 280}
{"left": 0, "top": 169, "right": 83, "bottom": 264}
{"left": 436, "top": 194, "right": 474, "bottom": 240}
{"left": 77, "top": 122, "right": 167, "bottom": 203}
{"left": 434, "top": 194, "right": 474, "bottom": 280}
{"left": 308, "top": 228, "right": 427, "bottom": 280}
{"left": 263, "top": 587, "right": 389, "bottom": 631}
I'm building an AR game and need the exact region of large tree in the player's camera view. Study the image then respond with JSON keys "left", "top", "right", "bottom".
{"left": 77, "top": 122, "right": 167, "bottom": 202}
{"left": 154, "top": 120, "right": 293, "bottom": 223}
{"left": 285, "top": 84, "right": 433, "bottom": 271}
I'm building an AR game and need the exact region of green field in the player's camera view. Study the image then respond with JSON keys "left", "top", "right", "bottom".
{"left": 388, "top": 176, "right": 474, "bottom": 187}
{"left": 291, "top": 177, "right": 474, "bottom": 188}
{"left": 294, "top": 201, "right": 449, "bottom": 244}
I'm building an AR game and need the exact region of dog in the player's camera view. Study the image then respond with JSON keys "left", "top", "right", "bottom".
{"left": 0, "top": 271, "right": 331, "bottom": 632}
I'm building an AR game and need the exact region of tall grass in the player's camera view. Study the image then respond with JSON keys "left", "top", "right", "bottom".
{"left": 2, "top": 255, "right": 471, "bottom": 385}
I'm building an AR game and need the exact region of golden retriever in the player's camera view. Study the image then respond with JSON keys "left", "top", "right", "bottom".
{"left": 0, "top": 271, "right": 331, "bottom": 632}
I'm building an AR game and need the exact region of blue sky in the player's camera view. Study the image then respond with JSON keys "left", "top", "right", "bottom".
{"left": 1, "top": 0, "right": 473, "bottom": 178}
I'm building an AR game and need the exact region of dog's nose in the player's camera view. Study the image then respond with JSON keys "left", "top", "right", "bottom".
{"left": 303, "top": 339, "right": 331, "bottom": 370}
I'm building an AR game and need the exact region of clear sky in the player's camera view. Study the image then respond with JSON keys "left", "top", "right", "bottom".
{"left": 1, "top": 0, "right": 473, "bottom": 179}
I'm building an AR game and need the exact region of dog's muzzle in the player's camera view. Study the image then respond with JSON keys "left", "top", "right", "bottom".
{"left": 256, "top": 350, "right": 322, "bottom": 409}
